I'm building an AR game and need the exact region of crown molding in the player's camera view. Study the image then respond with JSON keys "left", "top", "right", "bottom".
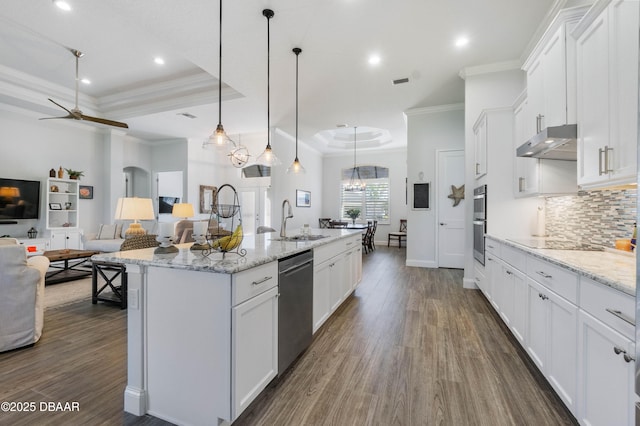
{"left": 404, "top": 103, "right": 464, "bottom": 117}
{"left": 458, "top": 60, "right": 521, "bottom": 80}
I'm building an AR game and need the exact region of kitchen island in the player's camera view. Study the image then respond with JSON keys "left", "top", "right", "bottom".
{"left": 92, "top": 228, "right": 362, "bottom": 425}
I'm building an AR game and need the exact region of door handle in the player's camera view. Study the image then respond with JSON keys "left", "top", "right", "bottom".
{"left": 440, "top": 223, "right": 446, "bottom": 226}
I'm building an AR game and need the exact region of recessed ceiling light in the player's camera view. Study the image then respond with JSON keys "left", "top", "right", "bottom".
{"left": 53, "top": 0, "right": 72, "bottom": 11}
{"left": 455, "top": 36, "right": 469, "bottom": 48}
{"left": 80, "top": 78, "right": 91, "bottom": 85}
{"left": 368, "top": 54, "right": 381, "bottom": 66}
{"left": 154, "top": 57, "right": 165, "bottom": 65}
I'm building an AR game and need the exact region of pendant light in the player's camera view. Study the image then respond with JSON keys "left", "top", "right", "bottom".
{"left": 287, "top": 47, "right": 305, "bottom": 174}
{"left": 203, "top": 0, "right": 232, "bottom": 150}
{"left": 345, "top": 126, "right": 366, "bottom": 192}
{"left": 256, "top": 9, "right": 282, "bottom": 166}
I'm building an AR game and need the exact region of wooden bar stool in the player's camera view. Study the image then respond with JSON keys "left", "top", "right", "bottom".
{"left": 388, "top": 219, "right": 407, "bottom": 248}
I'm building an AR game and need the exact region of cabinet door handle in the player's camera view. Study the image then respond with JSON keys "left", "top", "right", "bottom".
{"left": 252, "top": 276, "right": 273, "bottom": 286}
{"left": 538, "top": 293, "right": 548, "bottom": 300}
{"left": 536, "top": 271, "right": 552, "bottom": 279}
{"left": 475, "top": 163, "right": 480, "bottom": 174}
{"left": 598, "top": 146, "right": 609, "bottom": 176}
{"left": 604, "top": 146, "right": 613, "bottom": 174}
{"left": 536, "top": 114, "right": 544, "bottom": 133}
{"left": 518, "top": 177, "right": 525, "bottom": 193}
{"left": 506, "top": 270, "right": 513, "bottom": 275}
{"left": 605, "top": 308, "right": 636, "bottom": 327}
{"left": 440, "top": 222, "right": 446, "bottom": 226}
{"left": 624, "top": 354, "right": 635, "bottom": 363}
{"left": 613, "top": 346, "right": 625, "bottom": 355}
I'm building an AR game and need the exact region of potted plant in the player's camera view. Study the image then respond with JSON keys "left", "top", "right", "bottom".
{"left": 346, "top": 208, "right": 361, "bottom": 225}
{"left": 64, "top": 169, "right": 84, "bottom": 180}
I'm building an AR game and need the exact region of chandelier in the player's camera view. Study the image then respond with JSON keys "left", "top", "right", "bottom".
{"left": 345, "top": 126, "right": 365, "bottom": 192}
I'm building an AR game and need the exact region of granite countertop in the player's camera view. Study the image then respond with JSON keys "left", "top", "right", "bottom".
{"left": 92, "top": 228, "right": 360, "bottom": 274}
{"left": 487, "top": 235, "right": 636, "bottom": 297}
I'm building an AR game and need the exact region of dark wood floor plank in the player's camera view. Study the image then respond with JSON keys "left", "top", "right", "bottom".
{"left": 0, "top": 247, "right": 576, "bottom": 425}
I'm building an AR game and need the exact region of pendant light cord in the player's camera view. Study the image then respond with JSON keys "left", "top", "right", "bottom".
{"left": 295, "top": 48, "right": 300, "bottom": 159}
{"left": 218, "top": 0, "right": 222, "bottom": 127}
{"left": 266, "top": 11, "right": 271, "bottom": 149}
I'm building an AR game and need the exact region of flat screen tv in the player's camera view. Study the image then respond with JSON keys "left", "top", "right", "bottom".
{"left": 158, "top": 196, "right": 180, "bottom": 214}
{"left": 0, "top": 178, "right": 41, "bottom": 219}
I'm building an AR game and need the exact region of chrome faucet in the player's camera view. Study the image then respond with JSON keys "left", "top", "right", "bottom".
{"left": 281, "top": 199, "right": 294, "bottom": 237}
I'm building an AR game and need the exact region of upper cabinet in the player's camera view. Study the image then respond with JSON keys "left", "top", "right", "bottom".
{"left": 513, "top": 92, "right": 578, "bottom": 197}
{"left": 521, "top": 7, "right": 587, "bottom": 139}
{"left": 574, "top": 0, "right": 639, "bottom": 189}
{"left": 474, "top": 113, "right": 488, "bottom": 179}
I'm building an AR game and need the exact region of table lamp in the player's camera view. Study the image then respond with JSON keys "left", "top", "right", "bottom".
{"left": 171, "top": 203, "right": 194, "bottom": 220}
{"left": 115, "top": 197, "right": 155, "bottom": 237}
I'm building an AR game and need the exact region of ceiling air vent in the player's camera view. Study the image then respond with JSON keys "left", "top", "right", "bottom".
{"left": 177, "top": 112, "right": 197, "bottom": 119}
{"left": 392, "top": 77, "right": 410, "bottom": 85}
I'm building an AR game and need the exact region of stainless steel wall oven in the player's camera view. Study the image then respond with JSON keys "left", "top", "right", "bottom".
{"left": 473, "top": 185, "right": 487, "bottom": 265}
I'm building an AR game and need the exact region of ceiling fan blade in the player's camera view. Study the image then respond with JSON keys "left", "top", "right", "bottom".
{"left": 80, "top": 113, "right": 129, "bottom": 129}
{"left": 47, "top": 98, "right": 75, "bottom": 116}
{"left": 39, "top": 115, "right": 75, "bottom": 121}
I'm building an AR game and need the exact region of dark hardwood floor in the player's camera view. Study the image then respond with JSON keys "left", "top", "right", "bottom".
{"left": 0, "top": 247, "right": 575, "bottom": 425}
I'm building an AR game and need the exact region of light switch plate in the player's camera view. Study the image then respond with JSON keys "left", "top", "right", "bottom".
{"left": 128, "top": 288, "right": 139, "bottom": 310}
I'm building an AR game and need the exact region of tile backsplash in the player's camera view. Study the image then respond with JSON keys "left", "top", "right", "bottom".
{"left": 545, "top": 188, "right": 637, "bottom": 248}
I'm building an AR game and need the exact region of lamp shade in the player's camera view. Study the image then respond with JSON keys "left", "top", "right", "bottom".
{"left": 0, "top": 187, "right": 20, "bottom": 198}
{"left": 114, "top": 197, "right": 155, "bottom": 221}
{"left": 171, "top": 203, "right": 194, "bottom": 219}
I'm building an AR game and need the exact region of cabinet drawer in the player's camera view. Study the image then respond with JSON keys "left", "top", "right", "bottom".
{"left": 232, "top": 261, "right": 278, "bottom": 306}
{"left": 580, "top": 277, "right": 635, "bottom": 340}
{"left": 501, "top": 244, "right": 525, "bottom": 271}
{"left": 485, "top": 238, "right": 501, "bottom": 257}
{"left": 314, "top": 236, "right": 358, "bottom": 265}
{"left": 526, "top": 256, "right": 578, "bottom": 304}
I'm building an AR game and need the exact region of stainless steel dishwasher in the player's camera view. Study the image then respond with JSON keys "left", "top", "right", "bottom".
{"left": 278, "top": 249, "right": 313, "bottom": 376}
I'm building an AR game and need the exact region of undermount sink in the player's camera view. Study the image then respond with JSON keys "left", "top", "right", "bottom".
{"left": 270, "top": 234, "right": 328, "bottom": 242}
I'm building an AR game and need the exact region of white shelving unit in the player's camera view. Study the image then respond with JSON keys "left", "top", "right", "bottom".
{"left": 46, "top": 178, "right": 82, "bottom": 250}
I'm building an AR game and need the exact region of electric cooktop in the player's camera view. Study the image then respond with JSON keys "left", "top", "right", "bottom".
{"left": 507, "top": 238, "right": 605, "bottom": 251}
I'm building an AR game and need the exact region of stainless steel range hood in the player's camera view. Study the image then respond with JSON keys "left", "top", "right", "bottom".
{"left": 516, "top": 124, "right": 577, "bottom": 160}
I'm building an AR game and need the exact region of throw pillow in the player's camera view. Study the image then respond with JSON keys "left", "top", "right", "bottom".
{"left": 96, "top": 224, "right": 118, "bottom": 240}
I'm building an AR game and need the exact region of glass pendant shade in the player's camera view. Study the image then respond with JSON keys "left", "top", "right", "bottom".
{"left": 257, "top": 9, "right": 280, "bottom": 167}
{"left": 345, "top": 126, "right": 365, "bottom": 192}
{"left": 286, "top": 157, "right": 305, "bottom": 174}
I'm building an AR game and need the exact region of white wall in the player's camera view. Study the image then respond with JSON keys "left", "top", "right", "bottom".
{"left": 462, "top": 67, "right": 539, "bottom": 287}
{"left": 405, "top": 104, "right": 465, "bottom": 268}
{"left": 0, "top": 105, "right": 108, "bottom": 237}
{"left": 322, "top": 148, "right": 407, "bottom": 243}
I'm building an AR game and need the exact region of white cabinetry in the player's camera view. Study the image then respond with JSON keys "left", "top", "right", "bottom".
{"left": 17, "top": 237, "right": 50, "bottom": 254}
{"left": 525, "top": 275, "right": 578, "bottom": 414}
{"left": 577, "top": 275, "right": 636, "bottom": 426}
{"left": 522, "top": 8, "right": 585, "bottom": 138}
{"left": 46, "top": 177, "right": 82, "bottom": 249}
{"left": 575, "top": 0, "right": 639, "bottom": 188}
{"left": 232, "top": 277, "right": 278, "bottom": 416}
{"left": 46, "top": 178, "right": 79, "bottom": 230}
{"left": 577, "top": 311, "right": 635, "bottom": 426}
{"left": 50, "top": 229, "right": 82, "bottom": 250}
{"left": 513, "top": 92, "right": 577, "bottom": 197}
{"left": 473, "top": 113, "right": 487, "bottom": 179}
{"left": 313, "top": 234, "right": 362, "bottom": 333}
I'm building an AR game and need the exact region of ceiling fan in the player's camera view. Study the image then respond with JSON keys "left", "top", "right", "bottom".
{"left": 40, "top": 48, "right": 128, "bottom": 129}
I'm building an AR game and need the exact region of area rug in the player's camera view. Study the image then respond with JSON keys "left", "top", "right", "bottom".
{"left": 44, "top": 278, "right": 93, "bottom": 309}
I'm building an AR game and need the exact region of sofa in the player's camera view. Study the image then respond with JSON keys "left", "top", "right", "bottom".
{"left": 83, "top": 221, "right": 157, "bottom": 252}
{"left": 0, "top": 238, "right": 50, "bottom": 352}
{"left": 174, "top": 219, "right": 231, "bottom": 243}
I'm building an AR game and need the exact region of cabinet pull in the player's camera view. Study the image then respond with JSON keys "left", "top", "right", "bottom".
{"left": 536, "top": 271, "right": 552, "bottom": 279}
{"left": 536, "top": 114, "right": 544, "bottom": 133}
{"left": 475, "top": 163, "right": 480, "bottom": 174}
{"left": 506, "top": 270, "right": 513, "bottom": 276}
{"left": 538, "top": 293, "right": 548, "bottom": 301}
{"left": 252, "top": 276, "right": 273, "bottom": 286}
{"left": 612, "top": 346, "right": 634, "bottom": 362}
{"left": 487, "top": 244, "right": 495, "bottom": 249}
{"left": 518, "top": 177, "right": 525, "bottom": 193}
{"left": 605, "top": 308, "right": 636, "bottom": 326}
{"left": 604, "top": 146, "right": 613, "bottom": 174}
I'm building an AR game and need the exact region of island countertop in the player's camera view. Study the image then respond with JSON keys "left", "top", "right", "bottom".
{"left": 91, "top": 228, "right": 361, "bottom": 274}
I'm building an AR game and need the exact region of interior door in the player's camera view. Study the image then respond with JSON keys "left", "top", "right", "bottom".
{"left": 437, "top": 150, "right": 465, "bottom": 268}
{"left": 238, "top": 187, "right": 271, "bottom": 236}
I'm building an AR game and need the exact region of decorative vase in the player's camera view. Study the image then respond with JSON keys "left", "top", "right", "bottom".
{"left": 352, "top": 218, "right": 356, "bottom": 225}
{"left": 27, "top": 227, "right": 37, "bottom": 239}
{"left": 70, "top": 175, "right": 78, "bottom": 180}
{"left": 49, "top": 168, "right": 56, "bottom": 178}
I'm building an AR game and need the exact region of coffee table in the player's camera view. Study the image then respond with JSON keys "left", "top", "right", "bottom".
{"left": 43, "top": 249, "right": 101, "bottom": 285}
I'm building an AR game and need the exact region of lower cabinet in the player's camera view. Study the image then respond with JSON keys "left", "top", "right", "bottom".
{"left": 577, "top": 309, "right": 636, "bottom": 426}
{"left": 525, "top": 276, "right": 578, "bottom": 414}
{"left": 312, "top": 234, "right": 362, "bottom": 333}
{"left": 232, "top": 286, "right": 278, "bottom": 417}
{"left": 50, "top": 229, "right": 82, "bottom": 250}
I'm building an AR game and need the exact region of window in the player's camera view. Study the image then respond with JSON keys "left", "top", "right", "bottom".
{"left": 340, "top": 165, "right": 390, "bottom": 224}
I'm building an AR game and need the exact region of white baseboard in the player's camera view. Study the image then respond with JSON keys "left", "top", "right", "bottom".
{"left": 463, "top": 277, "right": 478, "bottom": 289}
{"left": 405, "top": 259, "right": 437, "bottom": 268}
